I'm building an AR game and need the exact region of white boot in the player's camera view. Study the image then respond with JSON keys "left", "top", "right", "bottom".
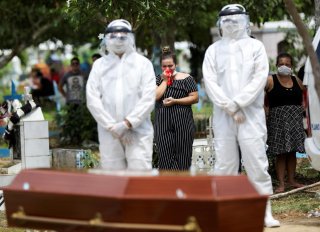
{"left": 264, "top": 200, "right": 280, "bottom": 228}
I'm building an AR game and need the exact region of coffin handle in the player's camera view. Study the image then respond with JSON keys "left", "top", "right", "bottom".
{"left": 11, "top": 207, "right": 202, "bottom": 232}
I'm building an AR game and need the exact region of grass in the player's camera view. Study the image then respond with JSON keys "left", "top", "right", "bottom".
{"left": 41, "top": 102, "right": 58, "bottom": 123}
{"left": 43, "top": 109, "right": 56, "bottom": 122}
{"left": 270, "top": 159, "right": 320, "bottom": 219}
{"left": 192, "top": 102, "right": 213, "bottom": 119}
{"left": 272, "top": 191, "right": 320, "bottom": 215}
{"left": 0, "top": 212, "right": 23, "bottom": 232}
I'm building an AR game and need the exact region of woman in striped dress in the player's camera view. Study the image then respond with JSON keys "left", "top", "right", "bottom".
{"left": 154, "top": 47, "right": 199, "bottom": 170}
{"left": 265, "top": 53, "right": 305, "bottom": 193}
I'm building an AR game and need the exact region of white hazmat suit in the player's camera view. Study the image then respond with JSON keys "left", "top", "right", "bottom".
{"left": 202, "top": 4, "right": 280, "bottom": 227}
{"left": 86, "top": 19, "right": 156, "bottom": 170}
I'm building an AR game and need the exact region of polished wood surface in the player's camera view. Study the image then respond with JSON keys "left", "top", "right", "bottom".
{"left": 3, "top": 169, "right": 267, "bottom": 232}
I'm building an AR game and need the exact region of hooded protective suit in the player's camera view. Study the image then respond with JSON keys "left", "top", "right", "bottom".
{"left": 202, "top": 4, "right": 280, "bottom": 227}
{"left": 86, "top": 19, "right": 156, "bottom": 170}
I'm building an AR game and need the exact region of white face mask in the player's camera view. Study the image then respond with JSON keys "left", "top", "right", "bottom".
{"left": 106, "top": 32, "right": 130, "bottom": 55}
{"left": 108, "top": 39, "right": 129, "bottom": 54}
{"left": 277, "top": 65, "right": 292, "bottom": 76}
{"left": 219, "top": 14, "right": 248, "bottom": 39}
{"left": 106, "top": 33, "right": 135, "bottom": 55}
{"left": 221, "top": 23, "right": 241, "bottom": 38}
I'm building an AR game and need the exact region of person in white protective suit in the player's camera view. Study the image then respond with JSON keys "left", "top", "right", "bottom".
{"left": 202, "top": 4, "right": 280, "bottom": 228}
{"left": 86, "top": 19, "right": 156, "bottom": 170}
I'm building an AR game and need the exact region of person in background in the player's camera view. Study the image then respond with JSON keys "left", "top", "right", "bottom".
{"left": 265, "top": 52, "right": 305, "bottom": 193}
{"left": 58, "top": 57, "right": 86, "bottom": 105}
{"left": 30, "top": 68, "right": 54, "bottom": 103}
{"left": 80, "top": 53, "right": 91, "bottom": 77}
{"left": 34, "top": 61, "right": 51, "bottom": 80}
{"left": 86, "top": 19, "right": 156, "bottom": 170}
{"left": 297, "top": 64, "right": 305, "bottom": 82}
{"left": 50, "top": 67, "right": 60, "bottom": 84}
{"left": 154, "top": 46, "right": 198, "bottom": 170}
{"left": 92, "top": 53, "right": 102, "bottom": 63}
{"left": 202, "top": 4, "right": 280, "bottom": 227}
{"left": 58, "top": 57, "right": 87, "bottom": 143}
{"left": 297, "top": 64, "right": 308, "bottom": 136}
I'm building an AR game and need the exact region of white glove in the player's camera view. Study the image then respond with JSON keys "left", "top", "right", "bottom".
{"left": 222, "top": 101, "right": 239, "bottom": 116}
{"left": 121, "top": 131, "right": 134, "bottom": 145}
{"left": 110, "top": 121, "right": 129, "bottom": 138}
{"left": 233, "top": 110, "right": 246, "bottom": 124}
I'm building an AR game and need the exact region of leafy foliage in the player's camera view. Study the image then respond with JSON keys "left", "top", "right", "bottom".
{"left": 65, "top": 0, "right": 172, "bottom": 30}
{"left": 0, "top": 0, "right": 317, "bottom": 73}
{"left": 281, "top": 29, "right": 309, "bottom": 71}
{"left": 81, "top": 149, "right": 99, "bottom": 168}
{"left": 62, "top": 0, "right": 317, "bottom": 57}
{"left": 58, "top": 103, "right": 98, "bottom": 145}
{"left": 0, "top": 1, "right": 61, "bottom": 49}
{"left": 0, "top": 1, "right": 64, "bottom": 67}
{"left": 0, "top": 0, "right": 101, "bottom": 69}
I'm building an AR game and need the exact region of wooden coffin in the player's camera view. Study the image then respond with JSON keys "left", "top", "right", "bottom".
{"left": 3, "top": 169, "right": 267, "bottom": 232}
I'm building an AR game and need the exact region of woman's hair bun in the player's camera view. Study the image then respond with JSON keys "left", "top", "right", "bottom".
{"left": 162, "top": 46, "right": 171, "bottom": 54}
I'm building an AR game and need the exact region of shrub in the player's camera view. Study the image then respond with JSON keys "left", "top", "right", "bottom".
{"left": 58, "top": 103, "right": 98, "bottom": 145}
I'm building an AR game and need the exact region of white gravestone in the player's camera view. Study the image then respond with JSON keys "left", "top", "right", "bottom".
{"left": 18, "top": 107, "right": 51, "bottom": 169}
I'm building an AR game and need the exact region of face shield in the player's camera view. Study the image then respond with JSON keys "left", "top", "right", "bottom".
{"left": 104, "top": 19, "right": 135, "bottom": 55}
{"left": 219, "top": 14, "right": 249, "bottom": 39}
{"left": 106, "top": 32, "right": 132, "bottom": 54}
{"left": 218, "top": 4, "right": 250, "bottom": 39}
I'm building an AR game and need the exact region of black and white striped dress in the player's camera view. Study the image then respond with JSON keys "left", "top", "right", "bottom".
{"left": 154, "top": 75, "right": 197, "bottom": 170}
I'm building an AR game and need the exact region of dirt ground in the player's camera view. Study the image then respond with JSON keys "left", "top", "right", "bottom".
{"left": 264, "top": 217, "right": 320, "bottom": 232}
{"left": 264, "top": 183, "right": 320, "bottom": 232}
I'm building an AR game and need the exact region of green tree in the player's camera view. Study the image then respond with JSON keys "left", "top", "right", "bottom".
{"left": 65, "top": 0, "right": 172, "bottom": 30}
{"left": 284, "top": 0, "right": 320, "bottom": 98}
{"left": 0, "top": 0, "right": 103, "bottom": 70}
{"left": 0, "top": 0, "right": 316, "bottom": 72}
{"left": 316, "top": 0, "right": 320, "bottom": 30}
{"left": 0, "top": 1, "right": 64, "bottom": 68}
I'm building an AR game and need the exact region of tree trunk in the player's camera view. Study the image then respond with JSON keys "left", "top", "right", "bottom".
{"left": 0, "top": 21, "right": 59, "bottom": 69}
{"left": 283, "top": 0, "right": 320, "bottom": 98}
{"left": 0, "top": 52, "right": 16, "bottom": 69}
{"left": 0, "top": 43, "right": 26, "bottom": 69}
{"left": 159, "top": 23, "right": 176, "bottom": 52}
{"left": 160, "top": 34, "right": 175, "bottom": 52}
{"left": 315, "top": 0, "right": 320, "bottom": 31}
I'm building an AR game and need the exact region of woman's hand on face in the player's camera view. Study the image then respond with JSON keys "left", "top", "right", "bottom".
{"left": 163, "top": 97, "right": 175, "bottom": 106}
{"left": 161, "top": 73, "right": 169, "bottom": 82}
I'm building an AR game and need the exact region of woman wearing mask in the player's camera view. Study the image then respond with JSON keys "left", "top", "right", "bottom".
{"left": 265, "top": 53, "right": 305, "bottom": 193}
{"left": 154, "top": 46, "right": 198, "bottom": 170}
